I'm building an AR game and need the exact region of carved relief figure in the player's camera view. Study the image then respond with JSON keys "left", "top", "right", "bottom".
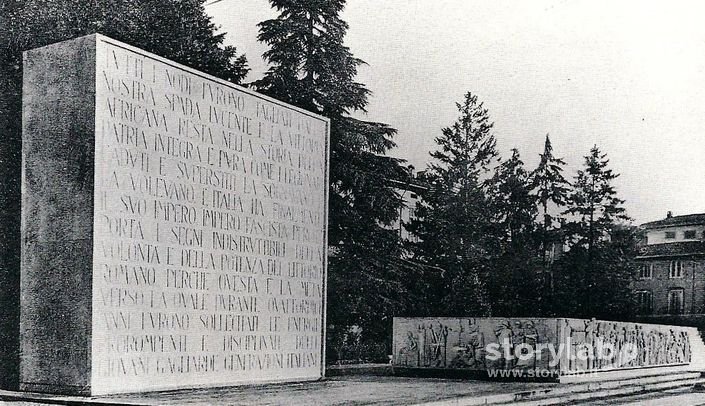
{"left": 417, "top": 323, "right": 427, "bottom": 366}
{"left": 683, "top": 331, "right": 692, "bottom": 363}
{"left": 584, "top": 318, "right": 597, "bottom": 370}
{"left": 511, "top": 320, "right": 540, "bottom": 369}
{"left": 523, "top": 320, "right": 540, "bottom": 369}
{"left": 427, "top": 324, "right": 449, "bottom": 367}
{"left": 416, "top": 322, "right": 450, "bottom": 367}
{"left": 397, "top": 330, "right": 419, "bottom": 367}
{"left": 450, "top": 319, "right": 484, "bottom": 369}
{"left": 494, "top": 320, "right": 514, "bottom": 369}
{"left": 636, "top": 326, "right": 646, "bottom": 367}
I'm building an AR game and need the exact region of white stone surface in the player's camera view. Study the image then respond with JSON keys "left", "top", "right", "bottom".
{"left": 22, "top": 33, "right": 329, "bottom": 395}
{"left": 90, "top": 35, "right": 329, "bottom": 394}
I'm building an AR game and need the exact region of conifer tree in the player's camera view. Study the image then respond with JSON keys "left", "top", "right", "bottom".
{"left": 529, "top": 134, "right": 569, "bottom": 312}
{"left": 563, "top": 145, "right": 630, "bottom": 251}
{"left": 554, "top": 145, "right": 634, "bottom": 317}
{"left": 490, "top": 149, "right": 536, "bottom": 248}
{"left": 485, "top": 149, "right": 541, "bottom": 315}
{"left": 530, "top": 134, "right": 570, "bottom": 261}
{"left": 255, "top": 0, "right": 417, "bottom": 353}
{"left": 409, "top": 92, "right": 499, "bottom": 316}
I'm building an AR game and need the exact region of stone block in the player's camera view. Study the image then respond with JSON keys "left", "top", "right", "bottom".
{"left": 20, "top": 34, "right": 329, "bottom": 395}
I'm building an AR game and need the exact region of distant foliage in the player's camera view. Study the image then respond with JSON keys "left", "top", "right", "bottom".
{"left": 1, "top": 0, "right": 248, "bottom": 83}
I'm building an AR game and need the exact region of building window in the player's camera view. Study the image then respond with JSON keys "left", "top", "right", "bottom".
{"left": 669, "top": 260, "right": 684, "bottom": 278}
{"left": 665, "top": 231, "right": 676, "bottom": 239}
{"left": 635, "top": 290, "right": 653, "bottom": 314}
{"left": 639, "top": 263, "right": 653, "bottom": 279}
{"left": 684, "top": 230, "right": 697, "bottom": 239}
{"left": 668, "top": 289, "right": 685, "bottom": 314}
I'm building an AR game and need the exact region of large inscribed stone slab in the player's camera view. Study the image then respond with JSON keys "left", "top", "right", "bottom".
{"left": 21, "top": 34, "right": 329, "bottom": 395}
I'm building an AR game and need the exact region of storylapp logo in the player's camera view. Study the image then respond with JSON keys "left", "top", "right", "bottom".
{"left": 484, "top": 337, "right": 638, "bottom": 369}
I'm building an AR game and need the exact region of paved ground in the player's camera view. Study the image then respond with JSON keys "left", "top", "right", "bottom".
{"left": 576, "top": 388, "right": 705, "bottom": 405}
{"left": 5, "top": 370, "right": 705, "bottom": 405}
{"left": 1, "top": 376, "right": 555, "bottom": 406}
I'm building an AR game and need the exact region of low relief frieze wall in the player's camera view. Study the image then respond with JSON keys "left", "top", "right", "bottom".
{"left": 393, "top": 317, "right": 696, "bottom": 376}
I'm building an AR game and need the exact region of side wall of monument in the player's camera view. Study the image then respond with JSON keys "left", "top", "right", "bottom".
{"left": 0, "top": 23, "right": 25, "bottom": 395}
{"left": 20, "top": 36, "right": 98, "bottom": 394}
{"left": 0, "top": 118, "right": 21, "bottom": 391}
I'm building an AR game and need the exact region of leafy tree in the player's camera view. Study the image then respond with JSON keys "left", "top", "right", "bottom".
{"left": 3, "top": 1, "right": 248, "bottom": 83}
{"left": 554, "top": 145, "right": 634, "bottom": 317}
{"left": 255, "top": 0, "right": 418, "bottom": 356}
{"left": 0, "top": 0, "right": 248, "bottom": 389}
{"left": 486, "top": 149, "right": 542, "bottom": 315}
{"left": 409, "top": 92, "right": 499, "bottom": 316}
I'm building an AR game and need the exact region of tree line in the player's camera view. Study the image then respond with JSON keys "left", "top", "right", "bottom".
{"left": 0, "top": 0, "right": 638, "bottom": 365}
{"left": 406, "top": 93, "right": 637, "bottom": 322}
{"left": 251, "top": 0, "right": 639, "bottom": 361}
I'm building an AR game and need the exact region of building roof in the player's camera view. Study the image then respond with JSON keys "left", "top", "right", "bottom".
{"left": 386, "top": 178, "right": 428, "bottom": 194}
{"left": 637, "top": 241, "right": 705, "bottom": 259}
{"left": 640, "top": 213, "right": 705, "bottom": 229}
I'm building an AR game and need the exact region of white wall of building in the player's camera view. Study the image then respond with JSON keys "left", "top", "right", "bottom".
{"left": 646, "top": 225, "right": 705, "bottom": 245}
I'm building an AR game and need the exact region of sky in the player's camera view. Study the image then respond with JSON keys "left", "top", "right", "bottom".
{"left": 206, "top": 0, "right": 705, "bottom": 224}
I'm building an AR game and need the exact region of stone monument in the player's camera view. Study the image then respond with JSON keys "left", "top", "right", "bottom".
{"left": 393, "top": 317, "right": 705, "bottom": 380}
{"left": 20, "top": 34, "right": 329, "bottom": 395}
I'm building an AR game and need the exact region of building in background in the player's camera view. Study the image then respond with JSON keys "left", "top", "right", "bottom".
{"left": 387, "top": 172, "right": 426, "bottom": 243}
{"left": 633, "top": 212, "right": 705, "bottom": 316}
